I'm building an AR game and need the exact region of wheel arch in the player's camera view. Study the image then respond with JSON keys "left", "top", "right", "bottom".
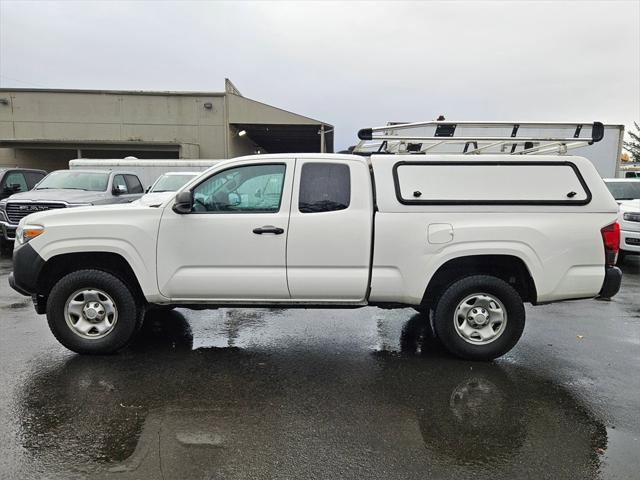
{"left": 36, "top": 252, "right": 146, "bottom": 307}
{"left": 422, "top": 254, "right": 537, "bottom": 308}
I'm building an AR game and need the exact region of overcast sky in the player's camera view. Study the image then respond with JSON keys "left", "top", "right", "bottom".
{"left": 0, "top": 0, "right": 638, "bottom": 149}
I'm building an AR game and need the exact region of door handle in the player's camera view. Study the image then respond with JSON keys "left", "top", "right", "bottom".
{"left": 253, "top": 225, "right": 284, "bottom": 235}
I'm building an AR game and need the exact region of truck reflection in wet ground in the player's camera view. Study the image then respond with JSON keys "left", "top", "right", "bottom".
{"left": 15, "top": 308, "right": 609, "bottom": 479}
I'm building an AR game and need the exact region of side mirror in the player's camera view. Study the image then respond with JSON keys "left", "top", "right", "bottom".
{"left": 173, "top": 191, "right": 193, "bottom": 214}
{"left": 228, "top": 192, "right": 241, "bottom": 206}
{"left": 113, "top": 184, "right": 127, "bottom": 195}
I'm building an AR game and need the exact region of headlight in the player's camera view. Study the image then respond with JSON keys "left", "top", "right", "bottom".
{"left": 623, "top": 212, "right": 640, "bottom": 222}
{"left": 15, "top": 225, "right": 45, "bottom": 245}
{"left": 0, "top": 201, "right": 6, "bottom": 222}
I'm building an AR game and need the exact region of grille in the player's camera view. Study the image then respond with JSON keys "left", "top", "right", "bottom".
{"left": 6, "top": 202, "right": 67, "bottom": 223}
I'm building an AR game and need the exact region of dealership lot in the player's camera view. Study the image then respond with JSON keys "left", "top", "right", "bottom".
{"left": 0, "top": 253, "right": 638, "bottom": 479}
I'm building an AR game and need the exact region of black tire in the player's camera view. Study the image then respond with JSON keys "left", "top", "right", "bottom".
{"left": 433, "top": 275, "right": 525, "bottom": 361}
{"left": 46, "top": 269, "right": 143, "bottom": 354}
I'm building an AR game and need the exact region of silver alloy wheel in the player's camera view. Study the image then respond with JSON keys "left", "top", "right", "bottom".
{"left": 453, "top": 293, "right": 507, "bottom": 345}
{"left": 64, "top": 288, "right": 118, "bottom": 339}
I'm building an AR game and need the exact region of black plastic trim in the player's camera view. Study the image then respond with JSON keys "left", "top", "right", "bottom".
{"left": 9, "top": 243, "right": 45, "bottom": 296}
{"left": 152, "top": 302, "right": 368, "bottom": 310}
{"left": 598, "top": 266, "right": 622, "bottom": 299}
{"left": 8, "top": 273, "right": 29, "bottom": 296}
{"left": 357, "top": 128, "right": 373, "bottom": 141}
{"left": 392, "top": 160, "right": 593, "bottom": 206}
{"left": 591, "top": 122, "right": 604, "bottom": 144}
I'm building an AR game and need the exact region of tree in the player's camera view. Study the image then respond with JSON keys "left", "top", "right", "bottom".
{"left": 624, "top": 122, "right": 640, "bottom": 163}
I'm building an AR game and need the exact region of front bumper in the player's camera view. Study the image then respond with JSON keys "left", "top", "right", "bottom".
{"left": 8, "top": 272, "right": 30, "bottom": 296}
{"left": 620, "top": 228, "right": 640, "bottom": 254}
{"left": 598, "top": 266, "right": 622, "bottom": 299}
{"left": 0, "top": 220, "right": 17, "bottom": 241}
{"left": 9, "top": 242, "right": 45, "bottom": 298}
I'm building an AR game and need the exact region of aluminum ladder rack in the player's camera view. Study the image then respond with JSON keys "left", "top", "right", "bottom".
{"left": 354, "top": 121, "right": 604, "bottom": 156}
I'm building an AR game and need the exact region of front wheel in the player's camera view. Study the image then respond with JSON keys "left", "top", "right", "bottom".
{"left": 46, "top": 269, "right": 143, "bottom": 354}
{"left": 433, "top": 275, "right": 525, "bottom": 361}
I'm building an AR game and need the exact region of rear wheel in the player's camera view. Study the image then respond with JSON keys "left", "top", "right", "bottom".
{"left": 433, "top": 275, "right": 525, "bottom": 361}
{"left": 46, "top": 269, "right": 143, "bottom": 354}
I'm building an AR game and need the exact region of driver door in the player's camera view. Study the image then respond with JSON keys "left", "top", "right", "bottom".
{"left": 156, "top": 160, "right": 293, "bottom": 301}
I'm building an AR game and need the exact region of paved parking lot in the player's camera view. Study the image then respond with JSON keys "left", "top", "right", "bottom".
{"left": 0, "top": 253, "right": 639, "bottom": 479}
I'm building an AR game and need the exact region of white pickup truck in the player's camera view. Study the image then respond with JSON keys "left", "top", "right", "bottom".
{"left": 8, "top": 123, "right": 623, "bottom": 360}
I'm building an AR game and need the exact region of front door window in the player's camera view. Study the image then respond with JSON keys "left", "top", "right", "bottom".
{"left": 192, "top": 164, "right": 285, "bottom": 213}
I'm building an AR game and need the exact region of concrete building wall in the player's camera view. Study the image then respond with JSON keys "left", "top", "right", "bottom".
{"left": 0, "top": 90, "right": 228, "bottom": 168}
{"left": 0, "top": 86, "right": 332, "bottom": 171}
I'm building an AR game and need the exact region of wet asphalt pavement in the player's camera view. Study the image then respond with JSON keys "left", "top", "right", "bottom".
{"left": 0, "top": 255, "right": 639, "bottom": 479}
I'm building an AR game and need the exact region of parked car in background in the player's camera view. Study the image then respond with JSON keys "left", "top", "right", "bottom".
{"left": 0, "top": 168, "right": 47, "bottom": 250}
{"left": 139, "top": 172, "right": 200, "bottom": 205}
{"left": 70, "top": 158, "right": 220, "bottom": 188}
{"left": 0, "top": 169, "right": 144, "bottom": 247}
{"left": 604, "top": 178, "right": 640, "bottom": 263}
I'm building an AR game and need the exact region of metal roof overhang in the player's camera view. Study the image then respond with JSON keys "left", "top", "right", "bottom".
{"left": 0, "top": 139, "right": 181, "bottom": 151}
{"left": 232, "top": 123, "right": 334, "bottom": 153}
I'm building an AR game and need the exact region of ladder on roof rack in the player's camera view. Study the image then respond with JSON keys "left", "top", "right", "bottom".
{"left": 354, "top": 121, "right": 604, "bottom": 156}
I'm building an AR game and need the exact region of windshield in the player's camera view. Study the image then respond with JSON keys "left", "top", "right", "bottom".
{"left": 36, "top": 171, "right": 109, "bottom": 192}
{"left": 604, "top": 181, "right": 640, "bottom": 201}
{"left": 150, "top": 174, "right": 198, "bottom": 193}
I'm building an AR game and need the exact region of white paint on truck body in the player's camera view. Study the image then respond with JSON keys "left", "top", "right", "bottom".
{"left": 25, "top": 153, "right": 618, "bottom": 306}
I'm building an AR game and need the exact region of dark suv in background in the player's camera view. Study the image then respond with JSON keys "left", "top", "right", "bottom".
{"left": 0, "top": 168, "right": 47, "bottom": 250}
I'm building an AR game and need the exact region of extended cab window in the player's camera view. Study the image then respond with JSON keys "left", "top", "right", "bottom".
{"left": 299, "top": 163, "right": 350, "bottom": 213}
{"left": 192, "top": 164, "right": 285, "bottom": 213}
